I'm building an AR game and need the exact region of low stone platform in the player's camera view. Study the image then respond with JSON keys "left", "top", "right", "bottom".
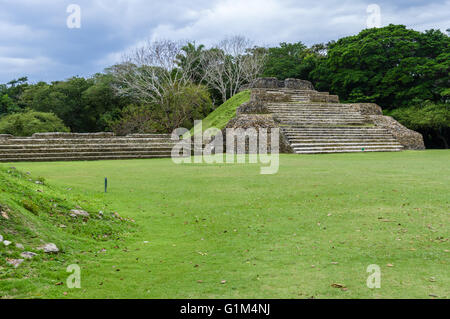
{"left": 0, "top": 133, "right": 176, "bottom": 162}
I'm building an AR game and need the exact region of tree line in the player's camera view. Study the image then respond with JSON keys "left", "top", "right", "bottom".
{"left": 0, "top": 25, "right": 448, "bottom": 148}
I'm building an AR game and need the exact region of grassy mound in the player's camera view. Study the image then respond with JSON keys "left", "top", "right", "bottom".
{"left": 0, "top": 167, "right": 133, "bottom": 298}
{"left": 191, "top": 90, "right": 251, "bottom": 133}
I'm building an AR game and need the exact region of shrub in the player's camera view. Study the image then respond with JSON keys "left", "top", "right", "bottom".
{"left": 0, "top": 110, "right": 69, "bottom": 136}
{"left": 107, "top": 104, "right": 156, "bottom": 136}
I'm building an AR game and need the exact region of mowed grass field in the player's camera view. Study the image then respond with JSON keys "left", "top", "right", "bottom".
{"left": 2, "top": 150, "right": 449, "bottom": 299}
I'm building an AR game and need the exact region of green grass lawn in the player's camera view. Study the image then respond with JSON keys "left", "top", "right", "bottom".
{"left": 1, "top": 150, "right": 449, "bottom": 299}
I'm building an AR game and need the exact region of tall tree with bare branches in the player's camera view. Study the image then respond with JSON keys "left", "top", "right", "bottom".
{"left": 200, "top": 36, "right": 267, "bottom": 103}
{"left": 109, "top": 40, "right": 211, "bottom": 132}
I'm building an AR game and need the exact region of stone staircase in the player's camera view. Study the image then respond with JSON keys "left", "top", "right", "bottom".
{"left": 0, "top": 133, "right": 176, "bottom": 162}
{"left": 267, "top": 90, "right": 404, "bottom": 154}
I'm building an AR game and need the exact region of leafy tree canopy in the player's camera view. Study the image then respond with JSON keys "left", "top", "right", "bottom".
{"left": 0, "top": 110, "right": 69, "bottom": 136}
{"left": 311, "top": 25, "right": 450, "bottom": 108}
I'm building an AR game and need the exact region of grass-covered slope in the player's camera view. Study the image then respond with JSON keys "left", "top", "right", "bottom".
{"left": 0, "top": 167, "right": 133, "bottom": 298}
{"left": 191, "top": 90, "right": 251, "bottom": 133}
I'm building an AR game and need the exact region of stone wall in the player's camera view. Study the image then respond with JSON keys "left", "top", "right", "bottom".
{"left": 250, "top": 77, "right": 315, "bottom": 90}
{"left": 248, "top": 88, "right": 291, "bottom": 103}
{"left": 369, "top": 115, "right": 426, "bottom": 150}
{"left": 223, "top": 114, "right": 292, "bottom": 153}
{"left": 284, "top": 78, "right": 315, "bottom": 90}
{"left": 349, "top": 103, "right": 383, "bottom": 115}
{"left": 236, "top": 100, "right": 270, "bottom": 115}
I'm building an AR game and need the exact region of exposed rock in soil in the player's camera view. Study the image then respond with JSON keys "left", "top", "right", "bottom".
{"left": 21, "top": 252, "right": 37, "bottom": 259}
{"left": 38, "top": 243, "right": 59, "bottom": 253}
{"left": 6, "top": 259, "right": 24, "bottom": 268}
{"left": 70, "top": 209, "right": 90, "bottom": 217}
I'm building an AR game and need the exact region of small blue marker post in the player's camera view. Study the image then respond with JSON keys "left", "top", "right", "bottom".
{"left": 105, "top": 177, "right": 108, "bottom": 193}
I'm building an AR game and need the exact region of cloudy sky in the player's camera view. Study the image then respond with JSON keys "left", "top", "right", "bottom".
{"left": 0, "top": 0, "right": 449, "bottom": 83}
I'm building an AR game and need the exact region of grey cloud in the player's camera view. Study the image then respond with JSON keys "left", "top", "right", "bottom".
{"left": 0, "top": 0, "right": 448, "bottom": 83}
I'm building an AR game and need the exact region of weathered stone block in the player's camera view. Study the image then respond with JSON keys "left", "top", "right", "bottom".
{"left": 236, "top": 101, "right": 269, "bottom": 115}
{"left": 250, "top": 77, "right": 315, "bottom": 91}
{"left": 251, "top": 77, "right": 284, "bottom": 89}
{"left": 250, "top": 89, "right": 291, "bottom": 103}
{"left": 350, "top": 103, "right": 383, "bottom": 115}
{"left": 223, "top": 114, "right": 292, "bottom": 153}
{"left": 369, "top": 115, "right": 425, "bottom": 150}
{"left": 284, "top": 78, "right": 315, "bottom": 90}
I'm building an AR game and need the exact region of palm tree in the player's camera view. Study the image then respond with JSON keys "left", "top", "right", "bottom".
{"left": 176, "top": 42, "right": 206, "bottom": 84}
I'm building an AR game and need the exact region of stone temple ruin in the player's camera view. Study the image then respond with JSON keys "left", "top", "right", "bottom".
{"left": 226, "top": 78, "right": 425, "bottom": 154}
{"left": 0, "top": 78, "right": 424, "bottom": 162}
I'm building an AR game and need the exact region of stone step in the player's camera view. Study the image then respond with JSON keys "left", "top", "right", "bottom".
{"left": 0, "top": 154, "right": 180, "bottom": 163}
{"left": 272, "top": 111, "right": 362, "bottom": 114}
{"left": 271, "top": 113, "right": 360, "bottom": 116}
{"left": 278, "top": 117, "right": 364, "bottom": 120}
{"left": 283, "top": 129, "right": 385, "bottom": 133}
{"left": 284, "top": 128, "right": 387, "bottom": 131}
{"left": 275, "top": 116, "right": 365, "bottom": 120}
{"left": 269, "top": 106, "right": 357, "bottom": 109}
{"left": 268, "top": 102, "right": 347, "bottom": 105}
{"left": 0, "top": 147, "right": 174, "bottom": 154}
{"left": 287, "top": 135, "right": 394, "bottom": 139}
{"left": 2, "top": 138, "right": 175, "bottom": 145}
{"left": 283, "top": 126, "right": 386, "bottom": 132}
{"left": 288, "top": 138, "right": 398, "bottom": 143}
{"left": 268, "top": 102, "right": 345, "bottom": 106}
{"left": 270, "top": 106, "right": 344, "bottom": 110}
{"left": 269, "top": 110, "right": 358, "bottom": 113}
{"left": 29, "top": 133, "right": 172, "bottom": 139}
{"left": 271, "top": 112, "right": 358, "bottom": 115}
{"left": 281, "top": 121, "right": 366, "bottom": 125}
{"left": 291, "top": 142, "right": 402, "bottom": 147}
{"left": 270, "top": 111, "right": 359, "bottom": 114}
{"left": 283, "top": 129, "right": 388, "bottom": 133}
{"left": 288, "top": 138, "right": 394, "bottom": 143}
{"left": 293, "top": 148, "right": 403, "bottom": 154}
{"left": 267, "top": 103, "right": 355, "bottom": 111}
{"left": 126, "top": 134, "right": 172, "bottom": 138}
{"left": 293, "top": 145, "right": 403, "bottom": 151}
{"left": 284, "top": 127, "right": 382, "bottom": 130}
{"left": 288, "top": 132, "right": 391, "bottom": 135}
{"left": 0, "top": 144, "right": 174, "bottom": 150}
{"left": 278, "top": 119, "right": 365, "bottom": 121}
{"left": 0, "top": 150, "right": 173, "bottom": 158}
